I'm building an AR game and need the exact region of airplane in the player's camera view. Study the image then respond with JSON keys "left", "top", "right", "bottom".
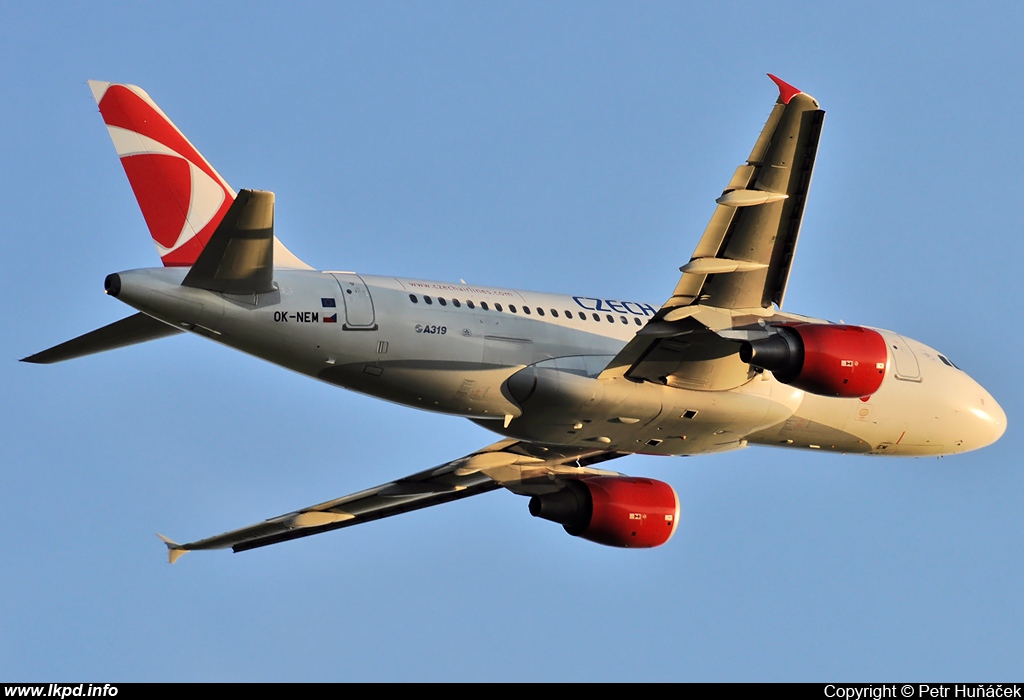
{"left": 23, "top": 75, "right": 1006, "bottom": 562}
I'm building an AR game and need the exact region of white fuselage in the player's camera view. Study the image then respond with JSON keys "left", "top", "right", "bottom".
{"left": 110, "top": 267, "right": 1007, "bottom": 459}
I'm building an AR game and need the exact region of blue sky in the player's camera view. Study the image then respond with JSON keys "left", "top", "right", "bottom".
{"left": 2, "top": 2, "right": 1022, "bottom": 681}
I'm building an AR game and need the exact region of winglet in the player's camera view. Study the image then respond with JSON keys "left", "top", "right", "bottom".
{"left": 767, "top": 74, "right": 801, "bottom": 104}
{"left": 157, "top": 534, "right": 188, "bottom": 564}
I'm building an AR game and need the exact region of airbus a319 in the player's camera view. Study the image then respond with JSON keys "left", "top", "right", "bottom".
{"left": 24, "top": 75, "right": 1006, "bottom": 561}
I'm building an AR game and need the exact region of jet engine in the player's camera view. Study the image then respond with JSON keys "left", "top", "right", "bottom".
{"left": 739, "top": 323, "right": 887, "bottom": 398}
{"left": 529, "top": 476, "right": 680, "bottom": 548}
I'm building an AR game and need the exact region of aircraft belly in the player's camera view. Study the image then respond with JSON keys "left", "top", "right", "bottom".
{"left": 490, "top": 370, "right": 799, "bottom": 456}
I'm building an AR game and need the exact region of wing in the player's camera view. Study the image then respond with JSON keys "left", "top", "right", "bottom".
{"left": 158, "top": 439, "right": 626, "bottom": 562}
{"left": 601, "top": 75, "right": 824, "bottom": 390}
{"left": 671, "top": 74, "right": 824, "bottom": 311}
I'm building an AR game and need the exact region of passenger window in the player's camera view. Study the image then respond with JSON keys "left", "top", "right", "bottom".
{"left": 452, "top": 299, "right": 461, "bottom": 308}
{"left": 523, "top": 306, "right": 531, "bottom": 315}
{"left": 438, "top": 298, "right": 447, "bottom": 306}
{"left": 424, "top": 296, "right": 433, "bottom": 305}
{"left": 409, "top": 294, "right": 418, "bottom": 303}
{"left": 620, "top": 316, "right": 627, "bottom": 324}
{"left": 481, "top": 302, "right": 490, "bottom": 311}
{"left": 606, "top": 314, "right": 614, "bottom": 323}
{"left": 509, "top": 305, "right": 517, "bottom": 313}
{"left": 592, "top": 313, "right": 600, "bottom": 322}
{"left": 634, "top": 317, "right": 642, "bottom": 326}
{"left": 467, "top": 300, "right": 475, "bottom": 309}
{"left": 495, "top": 303, "right": 503, "bottom": 312}
{"left": 537, "top": 308, "right": 545, "bottom": 316}
{"left": 551, "top": 309, "right": 559, "bottom": 318}
{"left": 578, "top": 312, "right": 586, "bottom": 320}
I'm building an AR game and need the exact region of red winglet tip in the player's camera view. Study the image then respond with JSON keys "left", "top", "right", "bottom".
{"left": 767, "top": 74, "right": 801, "bottom": 104}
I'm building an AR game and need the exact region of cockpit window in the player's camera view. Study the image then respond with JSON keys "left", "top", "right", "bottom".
{"left": 938, "top": 354, "right": 961, "bottom": 370}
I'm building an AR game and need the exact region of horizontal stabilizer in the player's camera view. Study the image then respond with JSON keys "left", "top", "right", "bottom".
{"left": 182, "top": 189, "right": 276, "bottom": 294}
{"left": 21, "top": 312, "right": 183, "bottom": 364}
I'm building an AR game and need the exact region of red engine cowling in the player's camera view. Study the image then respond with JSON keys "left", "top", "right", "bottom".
{"left": 528, "top": 476, "right": 680, "bottom": 548}
{"left": 740, "top": 323, "right": 888, "bottom": 398}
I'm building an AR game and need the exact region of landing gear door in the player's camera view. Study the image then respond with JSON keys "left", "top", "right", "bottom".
{"left": 889, "top": 334, "right": 921, "bottom": 381}
{"left": 330, "top": 273, "right": 377, "bottom": 330}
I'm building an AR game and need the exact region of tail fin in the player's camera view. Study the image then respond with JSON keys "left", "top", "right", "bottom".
{"left": 89, "top": 81, "right": 235, "bottom": 266}
{"left": 89, "top": 81, "right": 312, "bottom": 270}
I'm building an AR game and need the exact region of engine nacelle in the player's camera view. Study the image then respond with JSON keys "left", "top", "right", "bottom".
{"left": 740, "top": 323, "right": 887, "bottom": 398}
{"left": 529, "top": 476, "right": 680, "bottom": 548}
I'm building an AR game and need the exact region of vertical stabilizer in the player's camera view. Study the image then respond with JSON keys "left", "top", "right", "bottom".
{"left": 89, "top": 81, "right": 236, "bottom": 266}
{"left": 88, "top": 81, "right": 314, "bottom": 270}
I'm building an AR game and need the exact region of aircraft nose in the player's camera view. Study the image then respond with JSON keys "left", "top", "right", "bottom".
{"left": 963, "top": 383, "right": 1006, "bottom": 451}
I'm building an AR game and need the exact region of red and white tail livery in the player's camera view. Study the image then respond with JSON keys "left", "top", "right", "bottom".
{"left": 89, "top": 81, "right": 236, "bottom": 267}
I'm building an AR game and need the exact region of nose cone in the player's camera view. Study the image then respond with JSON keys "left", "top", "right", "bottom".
{"left": 969, "top": 385, "right": 1007, "bottom": 451}
{"left": 949, "top": 373, "right": 1007, "bottom": 453}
